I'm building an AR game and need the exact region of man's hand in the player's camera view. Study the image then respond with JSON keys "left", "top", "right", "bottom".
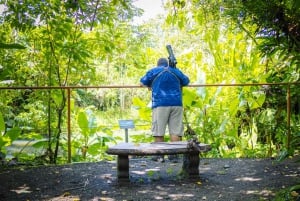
{"left": 140, "top": 82, "right": 151, "bottom": 91}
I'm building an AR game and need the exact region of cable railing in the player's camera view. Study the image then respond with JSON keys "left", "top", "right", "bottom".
{"left": 1, "top": 82, "right": 299, "bottom": 162}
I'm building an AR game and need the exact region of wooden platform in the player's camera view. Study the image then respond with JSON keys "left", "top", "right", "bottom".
{"left": 106, "top": 141, "right": 211, "bottom": 182}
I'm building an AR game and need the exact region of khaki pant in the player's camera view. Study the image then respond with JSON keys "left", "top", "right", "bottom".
{"left": 152, "top": 106, "right": 184, "bottom": 137}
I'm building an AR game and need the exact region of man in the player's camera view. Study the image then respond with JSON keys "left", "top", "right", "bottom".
{"left": 140, "top": 57, "right": 190, "bottom": 162}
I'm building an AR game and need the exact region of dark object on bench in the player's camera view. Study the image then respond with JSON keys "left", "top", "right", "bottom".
{"left": 106, "top": 141, "right": 211, "bottom": 182}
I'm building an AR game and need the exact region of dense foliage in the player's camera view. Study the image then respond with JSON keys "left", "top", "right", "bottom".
{"left": 0, "top": 0, "right": 299, "bottom": 165}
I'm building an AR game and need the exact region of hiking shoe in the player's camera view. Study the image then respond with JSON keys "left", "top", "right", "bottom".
{"left": 168, "top": 155, "right": 179, "bottom": 163}
{"left": 151, "top": 155, "right": 165, "bottom": 163}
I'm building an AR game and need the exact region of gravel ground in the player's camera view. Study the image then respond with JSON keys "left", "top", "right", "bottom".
{"left": 0, "top": 156, "right": 299, "bottom": 201}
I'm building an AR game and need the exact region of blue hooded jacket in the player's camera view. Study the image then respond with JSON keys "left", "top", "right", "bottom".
{"left": 140, "top": 65, "right": 190, "bottom": 108}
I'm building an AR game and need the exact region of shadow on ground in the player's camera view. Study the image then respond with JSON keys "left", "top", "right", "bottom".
{"left": 0, "top": 157, "right": 299, "bottom": 201}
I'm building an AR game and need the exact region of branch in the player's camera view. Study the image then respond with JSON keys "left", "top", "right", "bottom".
{"left": 90, "top": 0, "right": 100, "bottom": 31}
{"left": 238, "top": 22, "right": 258, "bottom": 45}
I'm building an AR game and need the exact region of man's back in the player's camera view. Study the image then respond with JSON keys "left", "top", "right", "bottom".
{"left": 140, "top": 66, "right": 189, "bottom": 108}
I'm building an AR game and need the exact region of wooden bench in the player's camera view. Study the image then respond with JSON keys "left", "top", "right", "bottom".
{"left": 106, "top": 141, "right": 211, "bottom": 182}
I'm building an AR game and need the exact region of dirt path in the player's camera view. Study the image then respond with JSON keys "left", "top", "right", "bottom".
{"left": 0, "top": 157, "right": 299, "bottom": 201}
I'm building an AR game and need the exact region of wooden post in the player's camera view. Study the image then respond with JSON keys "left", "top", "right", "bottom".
{"left": 117, "top": 155, "right": 130, "bottom": 182}
{"left": 182, "top": 152, "right": 200, "bottom": 178}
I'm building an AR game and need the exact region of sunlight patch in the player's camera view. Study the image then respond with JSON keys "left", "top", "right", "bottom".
{"left": 154, "top": 195, "right": 164, "bottom": 200}
{"left": 99, "top": 197, "right": 115, "bottom": 201}
{"left": 169, "top": 193, "right": 194, "bottom": 198}
{"left": 131, "top": 170, "right": 146, "bottom": 175}
{"left": 132, "top": 167, "right": 160, "bottom": 175}
{"left": 284, "top": 173, "right": 299, "bottom": 177}
{"left": 11, "top": 184, "right": 32, "bottom": 194}
{"left": 145, "top": 168, "right": 160, "bottom": 172}
{"left": 235, "top": 177, "right": 261, "bottom": 181}
{"left": 100, "top": 173, "right": 113, "bottom": 179}
{"left": 245, "top": 189, "right": 275, "bottom": 197}
{"left": 138, "top": 190, "right": 149, "bottom": 194}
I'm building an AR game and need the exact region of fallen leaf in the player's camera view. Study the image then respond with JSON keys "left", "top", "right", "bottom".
{"left": 63, "top": 192, "right": 70, "bottom": 197}
{"left": 217, "top": 170, "right": 226, "bottom": 175}
{"left": 291, "top": 191, "right": 299, "bottom": 197}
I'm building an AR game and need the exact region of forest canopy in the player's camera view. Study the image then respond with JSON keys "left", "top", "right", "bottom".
{"left": 0, "top": 0, "right": 299, "bottom": 164}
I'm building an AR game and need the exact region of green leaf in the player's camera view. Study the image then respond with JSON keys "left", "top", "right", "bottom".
{"left": 218, "top": 119, "right": 228, "bottom": 133}
{"left": 6, "top": 127, "right": 21, "bottom": 141}
{"left": 258, "top": 109, "right": 275, "bottom": 124}
{"left": 183, "top": 88, "right": 198, "bottom": 107}
{"left": 32, "top": 139, "right": 48, "bottom": 148}
{"left": 77, "top": 110, "right": 89, "bottom": 136}
{"left": 0, "top": 112, "right": 5, "bottom": 133}
{"left": 52, "top": 92, "right": 63, "bottom": 106}
{"left": 290, "top": 184, "right": 300, "bottom": 191}
{"left": 87, "top": 142, "right": 102, "bottom": 156}
{"left": 132, "top": 97, "right": 151, "bottom": 121}
{"left": 0, "top": 137, "right": 7, "bottom": 149}
{"left": 138, "top": 107, "right": 151, "bottom": 121}
{"left": 0, "top": 43, "right": 26, "bottom": 49}
{"left": 132, "top": 97, "right": 147, "bottom": 108}
{"left": 229, "top": 98, "right": 239, "bottom": 117}
{"left": 277, "top": 150, "right": 288, "bottom": 162}
{"left": 249, "top": 91, "right": 265, "bottom": 109}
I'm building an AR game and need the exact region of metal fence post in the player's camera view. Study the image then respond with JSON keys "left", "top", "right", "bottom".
{"left": 67, "top": 88, "right": 71, "bottom": 163}
{"left": 286, "top": 84, "right": 291, "bottom": 151}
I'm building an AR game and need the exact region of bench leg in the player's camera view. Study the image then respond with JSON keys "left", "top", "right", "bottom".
{"left": 182, "top": 152, "right": 200, "bottom": 178}
{"left": 117, "top": 155, "right": 129, "bottom": 181}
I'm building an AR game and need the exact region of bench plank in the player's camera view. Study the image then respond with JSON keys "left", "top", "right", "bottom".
{"left": 106, "top": 141, "right": 211, "bottom": 155}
